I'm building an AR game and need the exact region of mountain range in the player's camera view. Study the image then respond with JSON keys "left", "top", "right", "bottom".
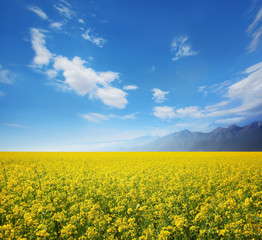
{"left": 128, "top": 121, "right": 262, "bottom": 151}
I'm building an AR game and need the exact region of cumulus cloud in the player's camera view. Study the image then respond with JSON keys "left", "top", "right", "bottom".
{"left": 123, "top": 85, "right": 138, "bottom": 90}
{"left": 96, "top": 87, "right": 127, "bottom": 109}
{"left": 171, "top": 36, "right": 197, "bottom": 61}
{"left": 53, "top": 55, "right": 128, "bottom": 109}
{"left": 54, "top": 56, "right": 117, "bottom": 92}
{"left": 46, "top": 69, "right": 57, "bottom": 79}
{"left": 82, "top": 29, "right": 106, "bottom": 48}
{"left": 28, "top": 24, "right": 128, "bottom": 109}
{"left": 176, "top": 106, "right": 204, "bottom": 118}
{"left": 82, "top": 112, "right": 138, "bottom": 123}
{"left": 246, "top": 6, "right": 262, "bottom": 52}
{"left": 50, "top": 22, "right": 63, "bottom": 30}
{"left": 0, "top": 65, "right": 13, "bottom": 84}
{"left": 28, "top": 5, "right": 48, "bottom": 20}
{"left": 152, "top": 88, "right": 169, "bottom": 103}
{"left": 153, "top": 106, "right": 175, "bottom": 120}
{"left": 30, "top": 28, "right": 52, "bottom": 67}
{"left": 54, "top": 0, "right": 76, "bottom": 19}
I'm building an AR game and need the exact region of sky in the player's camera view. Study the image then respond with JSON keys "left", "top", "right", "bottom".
{"left": 1, "top": 0, "right": 262, "bottom": 151}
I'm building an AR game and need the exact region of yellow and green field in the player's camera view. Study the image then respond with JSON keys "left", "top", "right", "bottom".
{"left": 0, "top": 152, "right": 261, "bottom": 239}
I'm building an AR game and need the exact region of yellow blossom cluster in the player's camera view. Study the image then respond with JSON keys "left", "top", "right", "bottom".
{"left": 0, "top": 152, "right": 261, "bottom": 239}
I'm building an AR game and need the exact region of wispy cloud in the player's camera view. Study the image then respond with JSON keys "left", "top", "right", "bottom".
{"left": 82, "top": 112, "right": 138, "bottom": 123}
{"left": 30, "top": 28, "right": 52, "bottom": 67}
{"left": 28, "top": 5, "right": 48, "bottom": 20}
{"left": 198, "top": 85, "right": 207, "bottom": 96}
{"left": 82, "top": 113, "right": 109, "bottom": 122}
{"left": 78, "top": 19, "right": 85, "bottom": 24}
{"left": 0, "top": 90, "right": 5, "bottom": 96}
{"left": 82, "top": 29, "right": 106, "bottom": 48}
{"left": 246, "top": 5, "right": 262, "bottom": 52}
{"left": 3, "top": 123, "right": 28, "bottom": 128}
{"left": 215, "top": 117, "right": 244, "bottom": 125}
{"left": 209, "top": 80, "right": 231, "bottom": 94}
{"left": 54, "top": 0, "right": 76, "bottom": 19}
{"left": 49, "top": 22, "right": 63, "bottom": 30}
{"left": 0, "top": 65, "right": 13, "bottom": 84}
{"left": 152, "top": 88, "right": 169, "bottom": 103}
{"left": 123, "top": 85, "right": 138, "bottom": 90}
{"left": 171, "top": 36, "right": 197, "bottom": 61}
{"left": 153, "top": 61, "right": 262, "bottom": 124}
{"left": 243, "top": 61, "right": 262, "bottom": 74}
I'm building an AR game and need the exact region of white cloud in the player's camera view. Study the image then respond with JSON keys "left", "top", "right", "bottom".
{"left": 215, "top": 117, "right": 244, "bottom": 125}
{"left": 204, "top": 101, "right": 230, "bottom": 112}
{"left": 53, "top": 55, "right": 128, "bottom": 109}
{"left": 78, "top": 19, "right": 85, "bottom": 24}
{"left": 46, "top": 69, "right": 57, "bottom": 79}
{"left": 28, "top": 5, "right": 48, "bottom": 20}
{"left": 96, "top": 87, "right": 127, "bottom": 109}
{"left": 209, "top": 80, "right": 231, "bottom": 94}
{"left": 171, "top": 36, "right": 197, "bottom": 61}
{"left": 153, "top": 106, "right": 175, "bottom": 120}
{"left": 28, "top": 21, "right": 129, "bottom": 110}
{"left": 247, "top": 6, "right": 262, "bottom": 52}
{"left": 54, "top": 55, "right": 109, "bottom": 95}
{"left": 82, "top": 29, "right": 106, "bottom": 48}
{"left": 176, "top": 106, "right": 204, "bottom": 118}
{"left": 152, "top": 88, "right": 169, "bottom": 103}
{"left": 50, "top": 22, "right": 63, "bottom": 30}
{"left": 198, "top": 85, "right": 207, "bottom": 96}
{"left": 0, "top": 65, "right": 13, "bottom": 84}
{"left": 0, "top": 90, "right": 5, "bottom": 96}
{"left": 54, "top": 0, "right": 76, "bottom": 19}
{"left": 248, "top": 26, "right": 262, "bottom": 53}
{"left": 82, "top": 112, "right": 138, "bottom": 122}
{"left": 243, "top": 61, "right": 262, "bottom": 74}
{"left": 82, "top": 113, "right": 109, "bottom": 123}
{"left": 119, "top": 113, "right": 138, "bottom": 120}
{"left": 123, "top": 85, "right": 138, "bottom": 90}
{"left": 59, "top": 0, "right": 72, "bottom": 7}
{"left": 155, "top": 62, "right": 262, "bottom": 123}
{"left": 30, "top": 28, "right": 52, "bottom": 67}
{"left": 227, "top": 63, "right": 262, "bottom": 103}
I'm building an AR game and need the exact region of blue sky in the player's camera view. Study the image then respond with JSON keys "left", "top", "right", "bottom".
{"left": 1, "top": 0, "right": 262, "bottom": 151}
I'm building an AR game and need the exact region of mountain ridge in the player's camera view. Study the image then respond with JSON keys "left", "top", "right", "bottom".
{"left": 131, "top": 121, "right": 262, "bottom": 151}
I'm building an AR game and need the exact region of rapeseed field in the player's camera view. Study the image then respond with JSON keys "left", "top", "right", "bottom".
{"left": 0, "top": 152, "right": 261, "bottom": 239}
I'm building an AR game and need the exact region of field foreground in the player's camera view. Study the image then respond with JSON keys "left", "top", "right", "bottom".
{"left": 0, "top": 152, "right": 261, "bottom": 239}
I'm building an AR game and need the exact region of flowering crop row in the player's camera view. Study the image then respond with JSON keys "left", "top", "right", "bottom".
{"left": 0, "top": 152, "right": 261, "bottom": 239}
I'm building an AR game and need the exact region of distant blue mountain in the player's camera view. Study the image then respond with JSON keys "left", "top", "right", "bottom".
{"left": 133, "top": 121, "right": 262, "bottom": 151}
